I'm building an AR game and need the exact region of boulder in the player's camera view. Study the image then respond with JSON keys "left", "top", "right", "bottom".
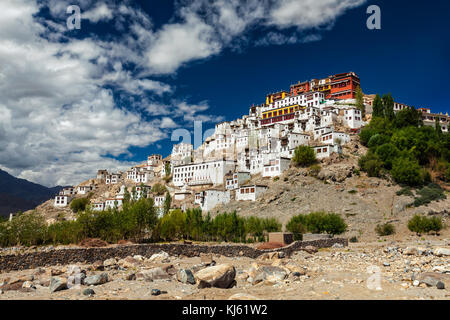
{"left": 136, "top": 267, "right": 170, "bottom": 282}
{"left": 83, "top": 288, "right": 95, "bottom": 296}
{"left": 118, "top": 256, "right": 140, "bottom": 269}
{"left": 103, "top": 258, "right": 117, "bottom": 269}
{"left": 148, "top": 251, "right": 170, "bottom": 262}
{"left": 84, "top": 273, "right": 108, "bottom": 286}
{"left": 200, "top": 253, "right": 215, "bottom": 266}
{"left": 433, "top": 248, "right": 450, "bottom": 257}
{"left": 418, "top": 272, "right": 450, "bottom": 289}
{"left": 303, "top": 246, "right": 318, "bottom": 254}
{"left": 50, "top": 277, "right": 67, "bottom": 293}
{"left": 252, "top": 266, "right": 288, "bottom": 285}
{"left": 195, "top": 264, "right": 236, "bottom": 289}
{"left": 177, "top": 269, "right": 195, "bottom": 285}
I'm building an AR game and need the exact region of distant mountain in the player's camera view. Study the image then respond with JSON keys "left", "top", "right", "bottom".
{"left": 0, "top": 169, "right": 63, "bottom": 217}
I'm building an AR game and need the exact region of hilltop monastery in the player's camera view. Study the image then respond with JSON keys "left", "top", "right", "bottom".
{"left": 54, "top": 72, "right": 449, "bottom": 213}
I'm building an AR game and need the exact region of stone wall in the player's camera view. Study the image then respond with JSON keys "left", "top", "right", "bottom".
{"left": 0, "top": 238, "right": 347, "bottom": 272}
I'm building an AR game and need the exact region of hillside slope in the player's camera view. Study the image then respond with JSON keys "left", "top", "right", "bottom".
{"left": 0, "top": 169, "right": 62, "bottom": 217}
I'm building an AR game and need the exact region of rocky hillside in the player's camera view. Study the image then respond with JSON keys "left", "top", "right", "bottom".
{"left": 214, "top": 137, "right": 450, "bottom": 242}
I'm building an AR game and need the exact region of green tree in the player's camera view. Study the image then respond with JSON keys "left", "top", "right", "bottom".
{"left": 70, "top": 197, "right": 89, "bottom": 213}
{"left": 165, "top": 162, "right": 171, "bottom": 177}
{"left": 163, "top": 191, "right": 172, "bottom": 215}
{"left": 435, "top": 117, "right": 442, "bottom": 136}
{"left": 286, "top": 215, "right": 307, "bottom": 240}
{"left": 355, "top": 86, "right": 365, "bottom": 117}
{"left": 292, "top": 145, "right": 316, "bottom": 167}
{"left": 391, "top": 157, "right": 423, "bottom": 186}
{"left": 382, "top": 93, "right": 395, "bottom": 120}
{"left": 372, "top": 94, "right": 384, "bottom": 118}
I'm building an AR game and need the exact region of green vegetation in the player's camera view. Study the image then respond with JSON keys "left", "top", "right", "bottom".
{"left": 292, "top": 145, "right": 316, "bottom": 167}
{"left": 412, "top": 183, "right": 446, "bottom": 207}
{"left": 396, "top": 186, "right": 414, "bottom": 197}
{"left": 375, "top": 223, "right": 396, "bottom": 236}
{"left": 308, "top": 164, "right": 321, "bottom": 177}
{"left": 164, "top": 161, "right": 171, "bottom": 177}
{"left": 286, "top": 212, "right": 347, "bottom": 237}
{"left": 0, "top": 204, "right": 284, "bottom": 247}
{"left": 151, "top": 183, "right": 168, "bottom": 195}
{"left": 70, "top": 197, "right": 90, "bottom": 213}
{"left": 407, "top": 215, "right": 444, "bottom": 235}
{"left": 359, "top": 102, "right": 449, "bottom": 188}
{"left": 355, "top": 86, "right": 365, "bottom": 118}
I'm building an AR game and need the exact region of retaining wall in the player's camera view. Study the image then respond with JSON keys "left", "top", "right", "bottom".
{"left": 0, "top": 238, "right": 347, "bottom": 272}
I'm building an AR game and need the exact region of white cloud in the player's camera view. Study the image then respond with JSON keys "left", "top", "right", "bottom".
{"left": 0, "top": 0, "right": 367, "bottom": 187}
{"left": 83, "top": 3, "right": 114, "bottom": 23}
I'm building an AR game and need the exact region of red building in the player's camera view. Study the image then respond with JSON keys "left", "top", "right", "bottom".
{"left": 290, "top": 81, "right": 310, "bottom": 96}
{"left": 328, "top": 72, "right": 360, "bottom": 100}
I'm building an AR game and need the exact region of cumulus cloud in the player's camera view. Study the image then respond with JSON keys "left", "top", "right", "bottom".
{"left": 0, "top": 0, "right": 367, "bottom": 186}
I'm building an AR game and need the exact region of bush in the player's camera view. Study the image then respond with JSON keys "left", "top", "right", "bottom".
{"left": 375, "top": 223, "right": 396, "bottom": 236}
{"left": 286, "top": 215, "right": 307, "bottom": 240}
{"left": 0, "top": 213, "right": 47, "bottom": 247}
{"left": 446, "top": 167, "right": 450, "bottom": 182}
{"left": 396, "top": 187, "right": 413, "bottom": 197}
{"left": 306, "top": 212, "right": 347, "bottom": 235}
{"left": 359, "top": 152, "right": 383, "bottom": 177}
{"left": 286, "top": 212, "right": 347, "bottom": 236}
{"left": 391, "top": 157, "right": 423, "bottom": 186}
{"left": 408, "top": 215, "right": 444, "bottom": 235}
{"left": 292, "top": 146, "right": 316, "bottom": 167}
{"left": 413, "top": 183, "right": 446, "bottom": 207}
{"left": 308, "top": 164, "right": 321, "bottom": 177}
{"left": 350, "top": 236, "right": 358, "bottom": 243}
{"left": 70, "top": 197, "right": 89, "bottom": 213}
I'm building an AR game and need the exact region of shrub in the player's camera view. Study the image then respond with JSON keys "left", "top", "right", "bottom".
{"left": 359, "top": 152, "right": 383, "bottom": 177}
{"left": 413, "top": 183, "right": 446, "bottom": 207}
{"left": 2, "top": 213, "right": 47, "bottom": 247}
{"left": 286, "top": 215, "right": 307, "bottom": 240}
{"left": 396, "top": 186, "right": 413, "bottom": 197}
{"left": 287, "top": 212, "right": 347, "bottom": 236}
{"left": 408, "top": 215, "right": 444, "bottom": 235}
{"left": 70, "top": 197, "right": 89, "bottom": 213}
{"left": 446, "top": 166, "right": 450, "bottom": 182}
{"left": 391, "top": 157, "right": 423, "bottom": 186}
{"left": 292, "top": 146, "right": 316, "bottom": 167}
{"left": 305, "top": 212, "right": 347, "bottom": 235}
{"left": 375, "top": 223, "right": 396, "bottom": 236}
{"left": 350, "top": 236, "right": 358, "bottom": 243}
{"left": 308, "top": 164, "right": 321, "bottom": 177}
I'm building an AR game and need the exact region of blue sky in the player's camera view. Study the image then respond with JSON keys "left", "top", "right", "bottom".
{"left": 0, "top": 0, "right": 448, "bottom": 186}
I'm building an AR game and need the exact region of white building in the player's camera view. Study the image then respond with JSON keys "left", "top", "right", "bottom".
{"left": 172, "top": 159, "right": 236, "bottom": 187}
{"left": 225, "top": 172, "right": 251, "bottom": 190}
{"left": 92, "top": 202, "right": 105, "bottom": 211}
{"left": 154, "top": 196, "right": 166, "bottom": 207}
{"left": 54, "top": 195, "right": 72, "bottom": 207}
{"left": 105, "top": 173, "right": 120, "bottom": 185}
{"left": 105, "top": 198, "right": 123, "bottom": 209}
{"left": 77, "top": 185, "right": 95, "bottom": 195}
{"left": 342, "top": 108, "right": 363, "bottom": 129}
{"left": 195, "top": 189, "right": 230, "bottom": 212}
{"left": 61, "top": 187, "right": 75, "bottom": 196}
{"left": 313, "top": 144, "right": 343, "bottom": 159}
{"left": 235, "top": 185, "right": 268, "bottom": 202}
{"left": 174, "top": 191, "right": 191, "bottom": 201}
{"left": 262, "top": 157, "right": 291, "bottom": 178}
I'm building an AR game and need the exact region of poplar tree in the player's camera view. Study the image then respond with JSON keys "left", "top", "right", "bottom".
{"left": 383, "top": 93, "right": 395, "bottom": 120}
{"left": 355, "top": 86, "right": 365, "bottom": 117}
{"left": 372, "top": 94, "right": 383, "bottom": 118}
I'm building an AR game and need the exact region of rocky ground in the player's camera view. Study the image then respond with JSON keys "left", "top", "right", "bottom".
{"left": 0, "top": 240, "right": 449, "bottom": 300}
